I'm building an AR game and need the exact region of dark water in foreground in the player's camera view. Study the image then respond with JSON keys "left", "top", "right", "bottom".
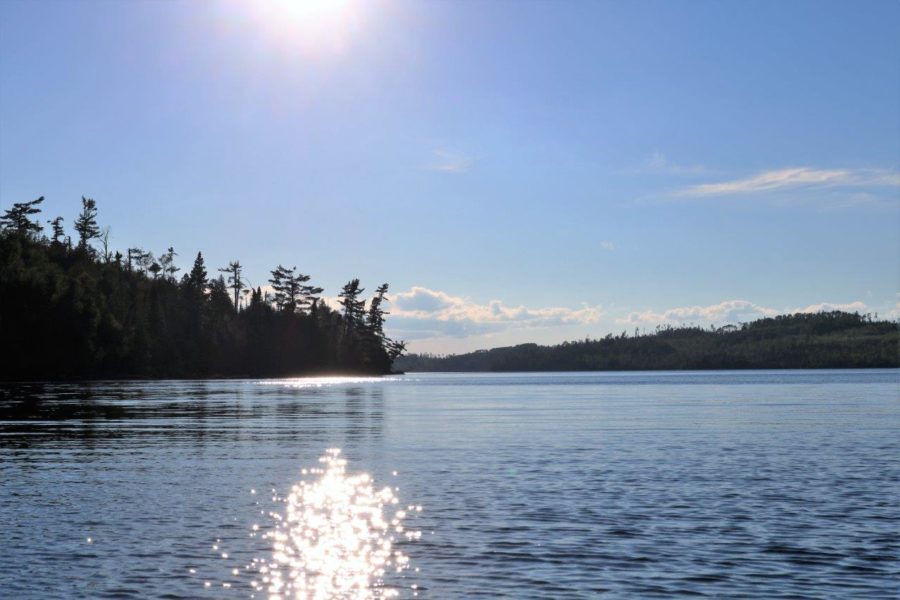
{"left": 1, "top": 370, "right": 898, "bottom": 598}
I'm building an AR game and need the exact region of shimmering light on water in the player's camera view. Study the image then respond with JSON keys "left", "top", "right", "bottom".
{"left": 2, "top": 371, "right": 898, "bottom": 598}
{"left": 254, "top": 449, "right": 418, "bottom": 599}
{"left": 262, "top": 376, "right": 404, "bottom": 389}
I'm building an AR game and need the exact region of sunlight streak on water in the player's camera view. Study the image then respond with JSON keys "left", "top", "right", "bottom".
{"left": 253, "top": 449, "right": 419, "bottom": 599}
{"left": 260, "top": 377, "right": 404, "bottom": 389}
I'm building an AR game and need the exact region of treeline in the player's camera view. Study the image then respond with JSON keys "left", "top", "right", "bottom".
{"left": 395, "top": 312, "right": 900, "bottom": 372}
{"left": 0, "top": 197, "right": 405, "bottom": 380}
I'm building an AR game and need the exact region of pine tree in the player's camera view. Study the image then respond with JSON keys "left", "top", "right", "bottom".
{"left": 367, "top": 283, "right": 390, "bottom": 339}
{"left": 74, "top": 196, "right": 100, "bottom": 250}
{"left": 139, "top": 251, "right": 155, "bottom": 274}
{"left": 1, "top": 197, "right": 44, "bottom": 237}
{"left": 127, "top": 247, "right": 143, "bottom": 271}
{"left": 159, "top": 247, "right": 179, "bottom": 281}
{"left": 301, "top": 281, "right": 324, "bottom": 313}
{"left": 219, "top": 261, "right": 245, "bottom": 311}
{"left": 339, "top": 279, "right": 366, "bottom": 328}
{"left": 386, "top": 338, "right": 407, "bottom": 362}
{"left": 48, "top": 216, "right": 65, "bottom": 245}
{"left": 187, "top": 252, "right": 208, "bottom": 290}
{"left": 269, "top": 265, "right": 322, "bottom": 313}
{"left": 269, "top": 264, "right": 299, "bottom": 312}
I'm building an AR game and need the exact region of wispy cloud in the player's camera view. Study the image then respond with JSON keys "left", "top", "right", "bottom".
{"left": 617, "top": 299, "right": 871, "bottom": 326}
{"left": 676, "top": 167, "right": 900, "bottom": 197}
{"left": 386, "top": 286, "right": 603, "bottom": 340}
{"left": 642, "top": 152, "right": 707, "bottom": 176}
{"left": 600, "top": 240, "right": 615, "bottom": 251}
{"left": 427, "top": 150, "right": 473, "bottom": 173}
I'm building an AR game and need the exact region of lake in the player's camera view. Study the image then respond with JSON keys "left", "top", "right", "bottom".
{"left": 1, "top": 370, "right": 898, "bottom": 598}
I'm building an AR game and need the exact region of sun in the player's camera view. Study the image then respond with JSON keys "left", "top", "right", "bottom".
{"left": 246, "top": 0, "right": 362, "bottom": 55}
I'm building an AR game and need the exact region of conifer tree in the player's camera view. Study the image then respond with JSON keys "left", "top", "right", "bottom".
{"left": 269, "top": 264, "right": 300, "bottom": 312}
{"left": 219, "top": 261, "right": 245, "bottom": 311}
{"left": 48, "top": 216, "right": 65, "bottom": 245}
{"left": 139, "top": 251, "right": 155, "bottom": 274}
{"left": 386, "top": 338, "right": 407, "bottom": 362}
{"left": 269, "top": 265, "right": 322, "bottom": 313}
{"left": 367, "top": 283, "right": 390, "bottom": 339}
{"left": 126, "top": 247, "right": 144, "bottom": 271}
{"left": 74, "top": 196, "right": 100, "bottom": 250}
{"left": 301, "top": 281, "right": 324, "bottom": 312}
{"left": 159, "top": 247, "right": 179, "bottom": 281}
{"left": 187, "top": 252, "right": 208, "bottom": 290}
{"left": 1, "top": 197, "right": 44, "bottom": 237}
{"left": 339, "top": 279, "right": 366, "bottom": 328}
{"left": 207, "top": 275, "right": 234, "bottom": 314}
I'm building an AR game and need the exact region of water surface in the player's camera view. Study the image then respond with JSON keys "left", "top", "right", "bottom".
{"left": 1, "top": 370, "right": 898, "bottom": 598}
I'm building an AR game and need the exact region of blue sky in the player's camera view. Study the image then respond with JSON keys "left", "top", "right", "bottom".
{"left": 2, "top": 0, "right": 898, "bottom": 353}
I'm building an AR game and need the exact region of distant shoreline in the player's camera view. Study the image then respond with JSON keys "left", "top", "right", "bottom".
{"left": 395, "top": 312, "right": 900, "bottom": 373}
{"left": 399, "top": 365, "right": 900, "bottom": 374}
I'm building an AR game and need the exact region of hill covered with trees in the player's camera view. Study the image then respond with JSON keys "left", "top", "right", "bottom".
{"left": 395, "top": 312, "right": 899, "bottom": 372}
{"left": 0, "top": 197, "right": 405, "bottom": 380}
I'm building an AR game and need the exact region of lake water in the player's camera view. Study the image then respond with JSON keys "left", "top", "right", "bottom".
{"left": 1, "top": 370, "right": 898, "bottom": 598}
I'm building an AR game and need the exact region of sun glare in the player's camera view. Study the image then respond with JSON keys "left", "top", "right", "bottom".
{"left": 246, "top": 0, "right": 363, "bottom": 55}
{"left": 252, "top": 450, "right": 420, "bottom": 599}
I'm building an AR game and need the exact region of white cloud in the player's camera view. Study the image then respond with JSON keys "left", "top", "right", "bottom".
{"left": 887, "top": 295, "right": 900, "bottom": 321}
{"left": 617, "top": 299, "right": 872, "bottom": 326}
{"left": 794, "top": 301, "right": 868, "bottom": 314}
{"left": 428, "top": 150, "right": 473, "bottom": 173}
{"left": 386, "top": 286, "right": 603, "bottom": 340}
{"left": 618, "top": 300, "right": 778, "bottom": 326}
{"left": 600, "top": 240, "right": 615, "bottom": 251}
{"left": 677, "top": 167, "right": 900, "bottom": 197}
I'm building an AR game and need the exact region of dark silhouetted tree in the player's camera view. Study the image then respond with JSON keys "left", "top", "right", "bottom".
{"left": 100, "top": 227, "right": 112, "bottom": 262}
{"left": 269, "top": 265, "right": 323, "bottom": 314}
{"left": 301, "top": 281, "right": 324, "bottom": 313}
{"left": 187, "top": 251, "right": 208, "bottom": 290}
{"left": 74, "top": 196, "right": 100, "bottom": 250}
{"left": 339, "top": 279, "right": 366, "bottom": 328}
{"left": 367, "top": 283, "right": 389, "bottom": 339}
{"left": 48, "top": 216, "right": 65, "bottom": 245}
{"left": 1, "top": 196, "right": 44, "bottom": 237}
{"left": 386, "top": 338, "right": 407, "bottom": 362}
{"left": 219, "top": 260, "right": 245, "bottom": 311}
{"left": 126, "top": 247, "right": 146, "bottom": 271}
{"left": 269, "top": 264, "right": 304, "bottom": 313}
{"left": 159, "top": 247, "right": 179, "bottom": 281}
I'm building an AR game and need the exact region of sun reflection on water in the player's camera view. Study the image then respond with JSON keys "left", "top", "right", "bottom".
{"left": 260, "top": 376, "right": 404, "bottom": 389}
{"left": 253, "top": 449, "right": 420, "bottom": 599}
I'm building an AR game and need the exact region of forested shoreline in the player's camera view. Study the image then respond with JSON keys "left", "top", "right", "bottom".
{"left": 396, "top": 311, "right": 900, "bottom": 372}
{"left": 0, "top": 197, "right": 405, "bottom": 380}
{"left": 3, "top": 197, "right": 897, "bottom": 381}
